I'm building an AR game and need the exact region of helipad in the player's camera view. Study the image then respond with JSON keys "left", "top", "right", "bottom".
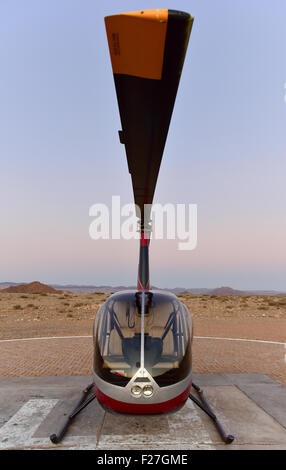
{"left": 0, "top": 373, "right": 285, "bottom": 450}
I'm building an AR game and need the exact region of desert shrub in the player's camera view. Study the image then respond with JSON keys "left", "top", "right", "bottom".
{"left": 13, "top": 305, "right": 22, "bottom": 310}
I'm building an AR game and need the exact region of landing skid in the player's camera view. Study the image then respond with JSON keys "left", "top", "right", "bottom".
{"left": 49, "top": 383, "right": 96, "bottom": 444}
{"left": 49, "top": 382, "right": 234, "bottom": 445}
{"left": 189, "top": 383, "right": 234, "bottom": 444}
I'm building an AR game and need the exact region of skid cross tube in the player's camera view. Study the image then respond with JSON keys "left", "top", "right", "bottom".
{"left": 189, "top": 382, "right": 234, "bottom": 444}
{"left": 50, "top": 383, "right": 96, "bottom": 444}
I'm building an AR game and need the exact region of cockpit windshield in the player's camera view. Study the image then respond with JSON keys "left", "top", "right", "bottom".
{"left": 93, "top": 291, "right": 192, "bottom": 387}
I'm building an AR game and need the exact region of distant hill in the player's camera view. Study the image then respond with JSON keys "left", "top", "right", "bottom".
{"left": 209, "top": 286, "right": 247, "bottom": 295}
{"left": 0, "top": 281, "right": 63, "bottom": 294}
{"left": 0, "top": 282, "right": 285, "bottom": 296}
{"left": 52, "top": 284, "right": 136, "bottom": 294}
{"left": 51, "top": 285, "right": 285, "bottom": 295}
{"left": 50, "top": 285, "right": 213, "bottom": 295}
{"left": 0, "top": 282, "right": 21, "bottom": 290}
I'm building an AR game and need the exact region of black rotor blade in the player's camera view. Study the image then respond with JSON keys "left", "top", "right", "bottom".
{"left": 105, "top": 9, "right": 194, "bottom": 221}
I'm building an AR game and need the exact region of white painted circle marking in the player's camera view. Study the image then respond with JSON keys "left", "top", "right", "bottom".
{"left": 0, "top": 335, "right": 284, "bottom": 345}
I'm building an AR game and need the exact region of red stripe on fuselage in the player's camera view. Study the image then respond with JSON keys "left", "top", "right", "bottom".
{"left": 93, "top": 383, "right": 191, "bottom": 414}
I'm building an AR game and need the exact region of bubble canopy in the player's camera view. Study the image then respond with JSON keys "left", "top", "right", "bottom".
{"left": 93, "top": 290, "right": 193, "bottom": 388}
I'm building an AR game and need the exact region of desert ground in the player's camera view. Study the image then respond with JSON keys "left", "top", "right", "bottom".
{"left": 0, "top": 290, "right": 285, "bottom": 340}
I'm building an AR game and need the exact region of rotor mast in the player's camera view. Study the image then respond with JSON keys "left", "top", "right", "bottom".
{"left": 137, "top": 225, "right": 151, "bottom": 291}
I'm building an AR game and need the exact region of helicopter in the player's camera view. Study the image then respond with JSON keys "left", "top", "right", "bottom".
{"left": 50, "top": 8, "right": 234, "bottom": 445}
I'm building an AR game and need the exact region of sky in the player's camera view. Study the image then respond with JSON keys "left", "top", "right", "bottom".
{"left": 0, "top": 0, "right": 286, "bottom": 290}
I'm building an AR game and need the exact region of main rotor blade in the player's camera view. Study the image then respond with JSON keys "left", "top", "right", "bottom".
{"left": 105, "top": 9, "right": 193, "bottom": 221}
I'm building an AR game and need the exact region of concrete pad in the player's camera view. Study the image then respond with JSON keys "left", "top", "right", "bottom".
{"left": 0, "top": 374, "right": 285, "bottom": 450}
{"left": 222, "top": 373, "right": 278, "bottom": 385}
{"left": 237, "top": 383, "right": 286, "bottom": 429}
{"left": 192, "top": 373, "right": 231, "bottom": 386}
{"left": 191, "top": 385, "right": 286, "bottom": 446}
{"left": 192, "top": 373, "right": 278, "bottom": 386}
{"left": 98, "top": 399, "right": 214, "bottom": 450}
{"left": 0, "top": 375, "right": 94, "bottom": 429}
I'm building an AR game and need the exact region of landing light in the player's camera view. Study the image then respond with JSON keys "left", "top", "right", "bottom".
{"left": 131, "top": 385, "right": 142, "bottom": 397}
{"left": 131, "top": 384, "right": 154, "bottom": 398}
{"left": 143, "top": 385, "right": 154, "bottom": 397}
